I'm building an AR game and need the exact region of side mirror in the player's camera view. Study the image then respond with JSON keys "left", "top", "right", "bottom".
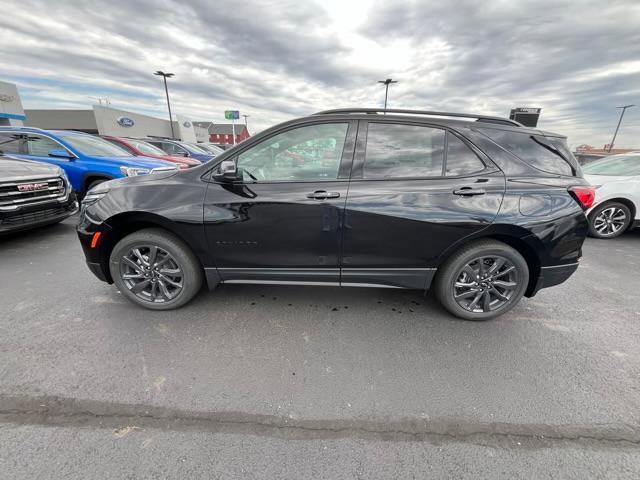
{"left": 48, "top": 149, "right": 74, "bottom": 160}
{"left": 214, "top": 160, "right": 239, "bottom": 181}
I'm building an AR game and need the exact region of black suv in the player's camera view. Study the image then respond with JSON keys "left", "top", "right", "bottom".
{"left": 77, "top": 109, "right": 593, "bottom": 320}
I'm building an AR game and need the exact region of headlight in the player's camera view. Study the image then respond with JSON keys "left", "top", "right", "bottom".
{"left": 82, "top": 183, "right": 111, "bottom": 206}
{"left": 120, "top": 166, "right": 151, "bottom": 177}
{"left": 58, "top": 168, "right": 70, "bottom": 186}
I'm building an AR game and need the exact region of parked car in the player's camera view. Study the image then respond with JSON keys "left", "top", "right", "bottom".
{"left": 102, "top": 136, "right": 201, "bottom": 169}
{"left": 0, "top": 127, "right": 178, "bottom": 196}
{"left": 197, "top": 143, "right": 225, "bottom": 156}
{"left": 583, "top": 153, "right": 640, "bottom": 238}
{"left": 145, "top": 138, "right": 214, "bottom": 162}
{"left": 77, "top": 108, "right": 593, "bottom": 320}
{"left": 0, "top": 155, "right": 77, "bottom": 234}
{"left": 574, "top": 152, "right": 609, "bottom": 165}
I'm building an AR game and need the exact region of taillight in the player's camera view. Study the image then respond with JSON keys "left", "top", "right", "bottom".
{"left": 568, "top": 185, "right": 596, "bottom": 210}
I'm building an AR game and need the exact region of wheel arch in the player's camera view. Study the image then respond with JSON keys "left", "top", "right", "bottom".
{"left": 435, "top": 225, "right": 542, "bottom": 297}
{"left": 98, "top": 211, "right": 205, "bottom": 283}
{"left": 82, "top": 173, "right": 114, "bottom": 196}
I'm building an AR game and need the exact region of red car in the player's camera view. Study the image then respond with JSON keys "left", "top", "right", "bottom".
{"left": 102, "top": 136, "right": 201, "bottom": 169}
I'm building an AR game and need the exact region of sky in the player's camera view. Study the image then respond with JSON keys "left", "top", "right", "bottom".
{"left": 1, "top": 0, "right": 639, "bottom": 148}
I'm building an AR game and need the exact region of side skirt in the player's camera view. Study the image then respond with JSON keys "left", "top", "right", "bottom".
{"left": 204, "top": 267, "right": 437, "bottom": 291}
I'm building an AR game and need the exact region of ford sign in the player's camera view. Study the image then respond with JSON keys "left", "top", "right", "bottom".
{"left": 117, "top": 116, "right": 135, "bottom": 128}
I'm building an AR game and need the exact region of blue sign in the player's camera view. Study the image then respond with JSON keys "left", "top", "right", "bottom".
{"left": 224, "top": 110, "right": 240, "bottom": 120}
{"left": 117, "top": 116, "right": 135, "bottom": 128}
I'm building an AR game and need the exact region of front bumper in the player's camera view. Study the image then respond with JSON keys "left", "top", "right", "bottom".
{"left": 528, "top": 262, "right": 579, "bottom": 296}
{"left": 77, "top": 206, "right": 113, "bottom": 284}
{"left": 0, "top": 193, "right": 78, "bottom": 234}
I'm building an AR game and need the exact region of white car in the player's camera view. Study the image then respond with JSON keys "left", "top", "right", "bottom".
{"left": 583, "top": 153, "right": 640, "bottom": 238}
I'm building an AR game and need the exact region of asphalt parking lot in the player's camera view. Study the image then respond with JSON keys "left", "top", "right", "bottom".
{"left": 1, "top": 217, "right": 639, "bottom": 478}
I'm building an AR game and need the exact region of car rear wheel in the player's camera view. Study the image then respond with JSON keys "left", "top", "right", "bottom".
{"left": 588, "top": 202, "right": 631, "bottom": 239}
{"left": 434, "top": 240, "right": 529, "bottom": 321}
{"left": 109, "top": 228, "right": 202, "bottom": 310}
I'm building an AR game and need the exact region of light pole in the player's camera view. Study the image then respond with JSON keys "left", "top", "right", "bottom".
{"left": 377, "top": 78, "right": 398, "bottom": 110}
{"left": 242, "top": 114, "right": 250, "bottom": 128}
{"left": 154, "top": 71, "right": 175, "bottom": 139}
{"left": 608, "top": 104, "right": 635, "bottom": 152}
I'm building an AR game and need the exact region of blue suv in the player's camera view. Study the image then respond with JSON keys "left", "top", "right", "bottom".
{"left": 0, "top": 127, "right": 178, "bottom": 194}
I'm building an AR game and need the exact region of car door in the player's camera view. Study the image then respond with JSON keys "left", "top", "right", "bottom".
{"left": 341, "top": 120, "right": 506, "bottom": 289}
{"left": 204, "top": 120, "right": 357, "bottom": 284}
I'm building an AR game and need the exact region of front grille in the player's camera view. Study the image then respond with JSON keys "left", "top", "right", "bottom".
{"left": 0, "top": 177, "right": 66, "bottom": 210}
{"left": 1, "top": 205, "right": 70, "bottom": 226}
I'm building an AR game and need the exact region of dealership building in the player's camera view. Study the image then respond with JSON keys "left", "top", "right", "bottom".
{"left": 24, "top": 106, "right": 202, "bottom": 143}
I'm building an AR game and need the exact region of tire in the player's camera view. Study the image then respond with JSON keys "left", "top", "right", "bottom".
{"left": 588, "top": 202, "right": 631, "bottom": 239}
{"left": 109, "top": 228, "right": 203, "bottom": 310}
{"left": 434, "top": 240, "right": 529, "bottom": 321}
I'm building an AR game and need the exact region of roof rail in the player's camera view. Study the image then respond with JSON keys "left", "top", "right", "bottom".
{"left": 0, "top": 126, "right": 49, "bottom": 132}
{"left": 313, "top": 108, "right": 522, "bottom": 127}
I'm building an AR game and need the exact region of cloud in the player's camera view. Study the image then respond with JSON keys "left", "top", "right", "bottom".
{"left": 0, "top": 0, "right": 638, "bottom": 147}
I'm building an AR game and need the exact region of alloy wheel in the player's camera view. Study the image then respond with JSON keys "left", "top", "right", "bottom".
{"left": 593, "top": 207, "right": 627, "bottom": 237}
{"left": 453, "top": 256, "right": 518, "bottom": 313}
{"left": 119, "top": 245, "right": 183, "bottom": 303}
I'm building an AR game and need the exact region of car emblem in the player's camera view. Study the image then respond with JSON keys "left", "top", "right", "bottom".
{"left": 18, "top": 182, "right": 48, "bottom": 192}
{"left": 117, "top": 116, "right": 135, "bottom": 127}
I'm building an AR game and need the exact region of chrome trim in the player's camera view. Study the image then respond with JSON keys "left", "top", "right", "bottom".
{"left": 341, "top": 283, "right": 402, "bottom": 289}
{"left": 223, "top": 280, "right": 340, "bottom": 286}
{"left": 0, "top": 176, "right": 68, "bottom": 211}
{"left": 541, "top": 262, "right": 579, "bottom": 270}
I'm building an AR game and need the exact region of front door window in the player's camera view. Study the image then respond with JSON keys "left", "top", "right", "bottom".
{"left": 237, "top": 123, "right": 349, "bottom": 182}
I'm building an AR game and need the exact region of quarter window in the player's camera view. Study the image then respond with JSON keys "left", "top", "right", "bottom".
{"left": 445, "top": 133, "right": 485, "bottom": 176}
{"left": 478, "top": 128, "right": 573, "bottom": 176}
{"left": 237, "top": 123, "right": 349, "bottom": 182}
{"left": 363, "top": 123, "right": 445, "bottom": 179}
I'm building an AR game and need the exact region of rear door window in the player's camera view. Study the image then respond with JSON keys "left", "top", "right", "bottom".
{"left": 478, "top": 128, "right": 574, "bottom": 176}
{"left": 363, "top": 123, "right": 445, "bottom": 178}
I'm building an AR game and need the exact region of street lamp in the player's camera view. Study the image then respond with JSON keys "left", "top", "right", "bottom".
{"left": 377, "top": 78, "right": 398, "bottom": 110}
{"left": 608, "top": 104, "right": 635, "bottom": 152}
{"left": 154, "top": 71, "right": 175, "bottom": 139}
{"left": 242, "top": 114, "right": 250, "bottom": 128}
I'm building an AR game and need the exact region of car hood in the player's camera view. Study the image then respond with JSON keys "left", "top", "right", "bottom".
{"left": 0, "top": 155, "right": 62, "bottom": 181}
{"left": 584, "top": 174, "right": 634, "bottom": 184}
{"left": 160, "top": 155, "right": 201, "bottom": 166}
{"left": 93, "top": 155, "right": 176, "bottom": 169}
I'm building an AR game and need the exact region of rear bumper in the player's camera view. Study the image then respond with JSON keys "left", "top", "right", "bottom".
{"left": 0, "top": 194, "right": 78, "bottom": 234}
{"left": 528, "top": 262, "right": 579, "bottom": 296}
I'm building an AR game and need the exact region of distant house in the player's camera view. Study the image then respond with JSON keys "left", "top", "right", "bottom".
{"left": 194, "top": 122, "right": 251, "bottom": 146}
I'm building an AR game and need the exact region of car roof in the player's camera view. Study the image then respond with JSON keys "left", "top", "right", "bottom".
{"left": 307, "top": 108, "right": 562, "bottom": 137}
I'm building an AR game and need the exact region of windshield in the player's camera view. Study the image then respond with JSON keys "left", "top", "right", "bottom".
{"left": 582, "top": 154, "right": 640, "bottom": 176}
{"left": 184, "top": 142, "right": 209, "bottom": 154}
{"left": 64, "top": 134, "right": 133, "bottom": 157}
{"left": 200, "top": 144, "right": 224, "bottom": 155}
{"left": 128, "top": 139, "right": 169, "bottom": 156}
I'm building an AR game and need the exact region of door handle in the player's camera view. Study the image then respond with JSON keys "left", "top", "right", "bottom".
{"left": 453, "top": 187, "right": 486, "bottom": 196}
{"left": 306, "top": 190, "right": 340, "bottom": 200}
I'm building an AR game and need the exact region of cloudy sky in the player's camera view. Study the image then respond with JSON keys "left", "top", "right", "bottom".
{"left": 1, "top": 0, "right": 639, "bottom": 147}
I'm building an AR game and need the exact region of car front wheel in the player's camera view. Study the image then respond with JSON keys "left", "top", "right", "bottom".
{"left": 434, "top": 240, "right": 529, "bottom": 321}
{"left": 588, "top": 202, "right": 631, "bottom": 239}
{"left": 109, "top": 228, "right": 202, "bottom": 310}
